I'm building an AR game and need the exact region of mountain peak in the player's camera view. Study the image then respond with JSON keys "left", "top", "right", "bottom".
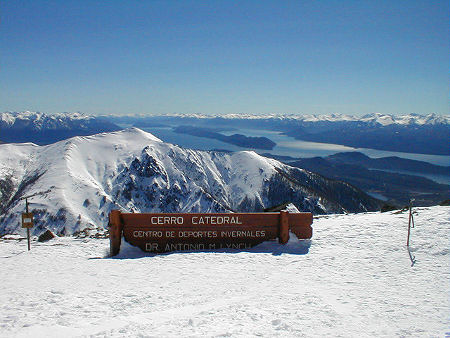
{"left": 0, "top": 129, "right": 380, "bottom": 235}
{"left": 112, "top": 127, "right": 163, "bottom": 143}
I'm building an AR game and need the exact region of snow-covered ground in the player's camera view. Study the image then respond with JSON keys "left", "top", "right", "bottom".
{"left": 0, "top": 206, "right": 448, "bottom": 337}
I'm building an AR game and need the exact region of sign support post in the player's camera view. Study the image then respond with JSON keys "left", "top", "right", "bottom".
{"left": 109, "top": 210, "right": 123, "bottom": 256}
{"left": 19, "top": 189, "right": 51, "bottom": 252}
{"left": 279, "top": 211, "right": 289, "bottom": 244}
{"left": 20, "top": 198, "right": 35, "bottom": 251}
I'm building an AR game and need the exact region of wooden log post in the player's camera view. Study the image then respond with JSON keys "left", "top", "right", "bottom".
{"left": 278, "top": 211, "right": 290, "bottom": 244}
{"left": 109, "top": 210, "right": 123, "bottom": 256}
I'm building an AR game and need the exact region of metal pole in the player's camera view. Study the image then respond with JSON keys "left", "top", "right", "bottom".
{"left": 407, "top": 205, "right": 411, "bottom": 246}
{"left": 407, "top": 199, "right": 414, "bottom": 247}
{"left": 406, "top": 199, "right": 416, "bottom": 266}
{"left": 26, "top": 198, "right": 30, "bottom": 251}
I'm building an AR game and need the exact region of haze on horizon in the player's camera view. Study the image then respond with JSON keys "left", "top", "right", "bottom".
{"left": 0, "top": 1, "right": 448, "bottom": 116}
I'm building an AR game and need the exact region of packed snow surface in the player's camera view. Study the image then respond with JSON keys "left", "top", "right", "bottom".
{"left": 0, "top": 206, "right": 448, "bottom": 337}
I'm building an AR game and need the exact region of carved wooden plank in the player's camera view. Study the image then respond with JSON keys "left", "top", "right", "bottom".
{"left": 109, "top": 211, "right": 313, "bottom": 255}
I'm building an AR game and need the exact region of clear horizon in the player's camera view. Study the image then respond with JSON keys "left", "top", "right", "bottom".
{"left": 1, "top": 1, "right": 448, "bottom": 115}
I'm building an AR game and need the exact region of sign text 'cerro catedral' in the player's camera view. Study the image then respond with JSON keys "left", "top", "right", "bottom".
{"left": 109, "top": 211, "right": 313, "bottom": 255}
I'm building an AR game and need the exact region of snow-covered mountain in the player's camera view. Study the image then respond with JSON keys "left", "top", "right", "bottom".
{"left": 6, "top": 111, "right": 448, "bottom": 130}
{"left": 1, "top": 111, "right": 89, "bottom": 128}
{"left": 0, "top": 128, "right": 380, "bottom": 236}
{"left": 0, "top": 111, "right": 120, "bottom": 145}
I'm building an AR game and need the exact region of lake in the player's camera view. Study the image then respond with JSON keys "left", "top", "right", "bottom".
{"left": 140, "top": 126, "right": 450, "bottom": 167}
{"left": 135, "top": 125, "right": 450, "bottom": 186}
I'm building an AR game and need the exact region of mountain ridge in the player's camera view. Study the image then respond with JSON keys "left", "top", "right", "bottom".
{"left": 0, "top": 111, "right": 121, "bottom": 145}
{"left": 0, "top": 128, "right": 380, "bottom": 236}
{"left": 106, "top": 112, "right": 450, "bottom": 126}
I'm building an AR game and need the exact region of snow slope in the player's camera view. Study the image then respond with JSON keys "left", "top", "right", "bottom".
{"left": 0, "top": 128, "right": 163, "bottom": 235}
{"left": 0, "top": 128, "right": 379, "bottom": 235}
{"left": 0, "top": 206, "right": 448, "bottom": 337}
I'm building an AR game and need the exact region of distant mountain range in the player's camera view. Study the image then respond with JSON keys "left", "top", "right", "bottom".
{"left": 2, "top": 111, "right": 449, "bottom": 155}
{"left": 0, "top": 111, "right": 120, "bottom": 145}
{"left": 111, "top": 112, "right": 450, "bottom": 125}
{"left": 0, "top": 128, "right": 381, "bottom": 236}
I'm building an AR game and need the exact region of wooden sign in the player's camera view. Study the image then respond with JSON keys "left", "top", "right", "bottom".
{"left": 21, "top": 213, "right": 34, "bottom": 228}
{"left": 109, "top": 210, "right": 313, "bottom": 255}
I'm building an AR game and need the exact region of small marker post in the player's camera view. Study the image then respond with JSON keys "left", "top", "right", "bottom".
{"left": 21, "top": 199, "right": 34, "bottom": 251}
{"left": 19, "top": 189, "right": 51, "bottom": 252}
{"left": 26, "top": 199, "right": 30, "bottom": 251}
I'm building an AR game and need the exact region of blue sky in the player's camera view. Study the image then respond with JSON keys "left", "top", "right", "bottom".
{"left": 1, "top": 0, "right": 448, "bottom": 115}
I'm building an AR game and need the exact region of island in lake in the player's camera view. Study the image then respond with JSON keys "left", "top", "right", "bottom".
{"left": 173, "top": 126, "right": 276, "bottom": 150}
